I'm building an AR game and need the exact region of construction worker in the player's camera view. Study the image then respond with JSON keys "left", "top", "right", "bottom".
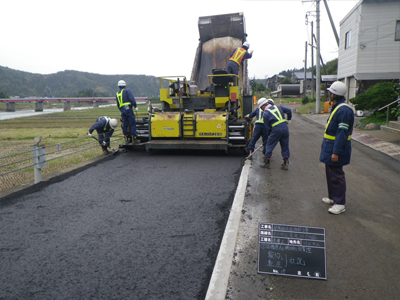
{"left": 226, "top": 41, "right": 253, "bottom": 76}
{"left": 88, "top": 116, "right": 118, "bottom": 155}
{"left": 245, "top": 98, "right": 270, "bottom": 159}
{"left": 320, "top": 81, "right": 354, "bottom": 215}
{"left": 116, "top": 80, "right": 138, "bottom": 144}
{"left": 262, "top": 99, "right": 292, "bottom": 170}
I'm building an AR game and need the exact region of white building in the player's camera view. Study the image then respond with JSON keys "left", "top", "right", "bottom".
{"left": 337, "top": 0, "right": 400, "bottom": 99}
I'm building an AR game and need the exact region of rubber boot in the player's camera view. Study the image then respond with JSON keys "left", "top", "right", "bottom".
{"left": 132, "top": 135, "right": 140, "bottom": 144}
{"left": 102, "top": 147, "right": 110, "bottom": 155}
{"left": 247, "top": 150, "right": 253, "bottom": 161}
{"left": 262, "top": 157, "right": 270, "bottom": 169}
{"left": 281, "top": 159, "right": 289, "bottom": 170}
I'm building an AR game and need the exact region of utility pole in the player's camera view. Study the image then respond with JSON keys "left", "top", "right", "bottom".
{"left": 311, "top": 21, "right": 315, "bottom": 99}
{"left": 303, "top": 41, "right": 308, "bottom": 101}
{"left": 323, "top": 0, "right": 339, "bottom": 47}
{"left": 316, "top": 0, "right": 321, "bottom": 114}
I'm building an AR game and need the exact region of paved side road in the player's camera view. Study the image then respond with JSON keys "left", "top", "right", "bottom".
{"left": 0, "top": 149, "right": 245, "bottom": 300}
{"left": 225, "top": 111, "right": 400, "bottom": 299}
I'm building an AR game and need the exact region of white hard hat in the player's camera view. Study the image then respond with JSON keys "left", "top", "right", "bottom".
{"left": 118, "top": 80, "right": 126, "bottom": 87}
{"left": 267, "top": 98, "right": 275, "bottom": 105}
{"left": 109, "top": 118, "right": 118, "bottom": 129}
{"left": 327, "top": 81, "right": 347, "bottom": 96}
{"left": 257, "top": 98, "right": 268, "bottom": 108}
{"left": 243, "top": 41, "right": 250, "bottom": 48}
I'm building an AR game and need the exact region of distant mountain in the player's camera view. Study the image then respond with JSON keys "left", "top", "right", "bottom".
{"left": 0, "top": 66, "right": 161, "bottom": 98}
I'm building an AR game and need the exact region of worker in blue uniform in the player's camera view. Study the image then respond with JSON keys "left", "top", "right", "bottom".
{"left": 320, "top": 81, "right": 354, "bottom": 215}
{"left": 226, "top": 41, "right": 253, "bottom": 76}
{"left": 245, "top": 98, "right": 269, "bottom": 159}
{"left": 116, "top": 80, "right": 138, "bottom": 144}
{"left": 262, "top": 99, "right": 292, "bottom": 170}
{"left": 88, "top": 116, "right": 118, "bottom": 155}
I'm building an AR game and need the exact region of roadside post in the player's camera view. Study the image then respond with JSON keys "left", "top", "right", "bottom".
{"left": 33, "top": 137, "right": 47, "bottom": 184}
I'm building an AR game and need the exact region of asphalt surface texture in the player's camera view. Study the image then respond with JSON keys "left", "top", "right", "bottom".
{"left": 226, "top": 109, "right": 400, "bottom": 299}
{"left": 0, "top": 148, "right": 244, "bottom": 299}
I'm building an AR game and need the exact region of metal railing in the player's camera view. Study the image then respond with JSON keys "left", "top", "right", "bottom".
{"left": 0, "top": 132, "right": 124, "bottom": 192}
{"left": 378, "top": 99, "right": 400, "bottom": 126}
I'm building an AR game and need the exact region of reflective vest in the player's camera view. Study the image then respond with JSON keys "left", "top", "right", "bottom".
{"left": 267, "top": 106, "right": 287, "bottom": 127}
{"left": 324, "top": 103, "right": 352, "bottom": 141}
{"left": 229, "top": 47, "right": 247, "bottom": 66}
{"left": 116, "top": 89, "right": 130, "bottom": 107}
{"left": 97, "top": 116, "right": 110, "bottom": 131}
{"left": 255, "top": 108, "right": 264, "bottom": 124}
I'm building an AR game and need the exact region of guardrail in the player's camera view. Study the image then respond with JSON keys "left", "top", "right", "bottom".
{"left": 0, "top": 132, "right": 124, "bottom": 193}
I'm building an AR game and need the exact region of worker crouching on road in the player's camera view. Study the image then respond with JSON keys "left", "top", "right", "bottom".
{"left": 226, "top": 41, "right": 253, "bottom": 76}
{"left": 116, "top": 80, "right": 139, "bottom": 145}
{"left": 262, "top": 99, "right": 292, "bottom": 170}
{"left": 320, "top": 81, "right": 354, "bottom": 215}
{"left": 245, "top": 98, "right": 270, "bottom": 159}
{"left": 88, "top": 116, "right": 118, "bottom": 155}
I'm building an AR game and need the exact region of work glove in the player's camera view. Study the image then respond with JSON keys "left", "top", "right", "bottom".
{"left": 287, "top": 120, "right": 291, "bottom": 125}
{"left": 245, "top": 114, "right": 250, "bottom": 118}
{"left": 135, "top": 107, "right": 139, "bottom": 112}
{"left": 102, "top": 141, "right": 107, "bottom": 146}
{"left": 88, "top": 132, "right": 93, "bottom": 137}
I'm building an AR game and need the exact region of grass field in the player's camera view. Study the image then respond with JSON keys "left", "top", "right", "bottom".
{"left": 0, "top": 105, "right": 149, "bottom": 192}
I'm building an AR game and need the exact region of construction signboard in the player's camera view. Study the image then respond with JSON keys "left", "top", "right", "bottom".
{"left": 258, "top": 223, "right": 327, "bottom": 280}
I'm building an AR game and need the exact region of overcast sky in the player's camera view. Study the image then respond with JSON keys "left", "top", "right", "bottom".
{"left": 0, "top": 0, "right": 360, "bottom": 79}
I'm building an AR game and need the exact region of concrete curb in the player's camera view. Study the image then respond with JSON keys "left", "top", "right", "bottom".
{"left": 205, "top": 160, "right": 251, "bottom": 300}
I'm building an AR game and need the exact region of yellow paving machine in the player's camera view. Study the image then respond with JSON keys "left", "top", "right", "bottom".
{"left": 125, "top": 13, "right": 254, "bottom": 152}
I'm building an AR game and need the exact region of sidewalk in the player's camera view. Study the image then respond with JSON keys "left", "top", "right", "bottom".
{"left": 207, "top": 112, "right": 400, "bottom": 300}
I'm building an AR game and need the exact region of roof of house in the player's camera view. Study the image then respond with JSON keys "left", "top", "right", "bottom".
{"left": 292, "top": 72, "right": 314, "bottom": 80}
{"left": 267, "top": 74, "right": 286, "bottom": 80}
{"left": 353, "top": 72, "right": 400, "bottom": 80}
{"left": 321, "top": 75, "right": 337, "bottom": 82}
{"left": 340, "top": 0, "right": 397, "bottom": 25}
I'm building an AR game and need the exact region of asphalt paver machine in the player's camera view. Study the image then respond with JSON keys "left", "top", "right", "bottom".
{"left": 123, "top": 13, "right": 254, "bottom": 153}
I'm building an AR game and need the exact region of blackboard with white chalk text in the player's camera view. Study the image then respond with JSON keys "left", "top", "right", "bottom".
{"left": 258, "top": 223, "right": 326, "bottom": 280}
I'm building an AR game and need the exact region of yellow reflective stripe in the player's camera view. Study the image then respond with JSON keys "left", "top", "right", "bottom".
{"left": 255, "top": 109, "right": 264, "bottom": 123}
{"left": 324, "top": 133, "right": 351, "bottom": 140}
{"left": 116, "top": 89, "right": 130, "bottom": 106}
{"left": 96, "top": 116, "right": 110, "bottom": 131}
{"left": 324, "top": 103, "right": 351, "bottom": 140}
{"left": 268, "top": 106, "right": 287, "bottom": 127}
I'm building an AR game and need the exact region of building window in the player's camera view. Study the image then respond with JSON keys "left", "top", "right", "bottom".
{"left": 345, "top": 30, "right": 352, "bottom": 49}
{"left": 395, "top": 20, "right": 400, "bottom": 41}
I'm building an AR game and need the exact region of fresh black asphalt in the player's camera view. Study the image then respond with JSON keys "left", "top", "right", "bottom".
{"left": 0, "top": 149, "right": 244, "bottom": 300}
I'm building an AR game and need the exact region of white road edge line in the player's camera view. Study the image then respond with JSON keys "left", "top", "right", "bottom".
{"left": 205, "top": 160, "right": 251, "bottom": 300}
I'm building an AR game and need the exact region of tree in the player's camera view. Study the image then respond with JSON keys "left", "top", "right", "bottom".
{"left": 280, "top": 77, "right": 292, "bottom": 84}
{"left": 0, "top": 91, "right": 9, "bottom": 98}
{"left": 255, "top": 82, "right": 266, "bottom": 91}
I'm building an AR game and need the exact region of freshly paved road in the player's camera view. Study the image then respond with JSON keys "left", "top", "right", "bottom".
{"left": 0, "top": 148, "right": 244, "bottom": 299}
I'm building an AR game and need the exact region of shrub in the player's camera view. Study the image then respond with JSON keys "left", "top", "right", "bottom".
{"left": 352, "top": 82, "right": 398, "bottom": 111}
